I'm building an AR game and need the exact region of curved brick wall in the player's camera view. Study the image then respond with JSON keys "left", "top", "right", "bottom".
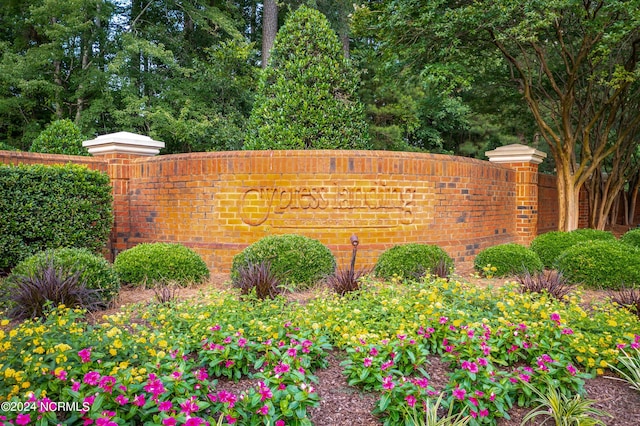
{"left": 122, "top": 150, "right": 517, "bottom": 272}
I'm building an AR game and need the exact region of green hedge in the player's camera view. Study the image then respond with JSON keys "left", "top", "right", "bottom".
{"left": 0, "top": 164, "right": 113, "bottom": 270}
{"left": 474, "top": 243, "right": 543, "bottom": 277}
{"left": 114, "top": 243, "right": 210, "bottom": 287}
{"left": 556, "top": 240, "right": 640, "bottom": 289}
{"left": 374, "top": 244, "right": 453, "bottom": 279}
{"left": 7, "top": 248, "right": 120, "bottom": 305}
{"left": 231, "top": 235, "right": 336, "bottom": 289}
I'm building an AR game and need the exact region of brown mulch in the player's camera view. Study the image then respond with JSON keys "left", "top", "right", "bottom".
{"left": 92, "top": 271, "right": 640, "bottom": 425}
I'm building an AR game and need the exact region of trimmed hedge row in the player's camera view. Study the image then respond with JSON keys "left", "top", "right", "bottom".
{"left": 474, "top": 243, "right": 543, "bottom": 278}
{"left": 0, "top": 164, "right": 113, "bottom": 270}
{"left": 374, "top": 244, "right": 453, "bottom": 279}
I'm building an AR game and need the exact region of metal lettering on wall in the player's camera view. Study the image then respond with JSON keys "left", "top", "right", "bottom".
{"left": 239, "top": 182, "right": 416, "bottom": 228}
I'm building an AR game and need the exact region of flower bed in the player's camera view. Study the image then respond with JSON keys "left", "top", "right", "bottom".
{"left": 1, "top": 277, "right": 639, "bottom": 425}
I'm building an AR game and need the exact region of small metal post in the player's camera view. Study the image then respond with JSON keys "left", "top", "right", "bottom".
{"left": 350, "top": 234, "right": 359, "bottom": 276}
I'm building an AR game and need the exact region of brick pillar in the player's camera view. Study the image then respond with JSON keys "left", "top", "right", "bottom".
{"left": 485, "top": 144, "right": 547, "bottom": 246}
{"left": 83, "top": 132, "right": 164, "bottom": 259}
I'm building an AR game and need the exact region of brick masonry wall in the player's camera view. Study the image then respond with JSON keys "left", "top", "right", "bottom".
{"left": 121, "top": 150, "right": 517, "bottom": 272}
{"left": 0, "top": 149, "right": 537, "bottom": 272}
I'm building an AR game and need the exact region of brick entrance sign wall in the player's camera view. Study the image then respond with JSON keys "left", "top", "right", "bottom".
{"left": 1, "top": 134, "right": 553, "bottom": 272}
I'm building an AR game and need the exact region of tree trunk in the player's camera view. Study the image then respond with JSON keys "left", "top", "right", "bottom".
{"left": 261, "top": 0, "right": 278, "bottom": 68}
{"left": 556, "top": 161, "right": 581, "bottom": 231}
{"left": 340, "top": 32, "right": 350, "bottom": 58}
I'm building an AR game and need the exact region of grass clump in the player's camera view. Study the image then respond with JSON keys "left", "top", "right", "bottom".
{"left": 516, "top": 270, "right": 575, "bottom": 301}
{"left": 233, "top": 261, "right": 283, "bottom": 300}
{"left": 114, "top": 243, "right": 209, "bottom": 287}
{"left": 4, "top": 256, "right": 103, "bottom": 319}
{"left": 474, "top": 243, "right": 542, "bottom": 278}
{"left": 231, "top": 234, "right": 335, "bottom": 289}
{"left": 374, "top": 244, "right": 453, "bottom": 280}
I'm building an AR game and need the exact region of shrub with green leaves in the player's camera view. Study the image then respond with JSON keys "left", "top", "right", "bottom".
{"left": 29, "top": 119, "right": 88, "bottom": 156}
{"left": 0, "top": 141, "right": 18, "bottom": 151}
{"left": 621, "top": 228, "right": 640, "bottom": 249}
{"left": 7, "top": 248, "right": 120, "bottom": 306}
{"left": 530, "top": 231, "right": 585, "bottom": 269}
{"left": 474, "top": 243, "right": 543, "bottom": 277}
{"left": 244, "top": 5, "right": 370, "bottom": 150}
{"left": 231, "top": 234, "right": 336, "bottom": 289}
{"left": 0, "top": 163, "right": 113, "bottom": 270}
{"left": 556, "top": 240, "right": 640, "bottom": 289}
{"left": 114, "top": 243, "right": 209, "bottom": 287}
{"left": 530, "top": 229, "right": 616, "bottom": 269}
{"left": 374, "top": 244, "right": 454, "bottom": 279}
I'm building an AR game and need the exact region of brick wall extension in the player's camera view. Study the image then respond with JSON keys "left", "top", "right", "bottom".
{"left": 0, "top": 149, "right": 576, "bottom": 273}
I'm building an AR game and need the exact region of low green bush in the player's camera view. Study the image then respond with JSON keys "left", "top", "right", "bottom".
{"left": 556, "top": 240, "right": 640, "bottom": 289}
{"left": 0, "top": 163, "right": 113, "bottom": 270}
{"left": 569, "top": 228, "right": 616, "bottom": 241}
{"left": 114, "top": 243, "right": 209, "bottom": 287}
{"left": 621, "top": 228, "right": 640, "bottom": 249}
{"left": 29, "top": 119, "right": 88, "bottom": 156}
{"left": 231, "top": 234, "right": 336, "bottom": 289}
{"left": 530, "top": 229, "right": 617, "bottom": 269}
{"left": 374, "top": 244, "right": 453, "bottom": 279}
{"left": 7, "top": 248, "right": 120, "bottom": 306}
{"left": 530, "top": 231, "right": 584, "bottom": 269}
{"left": 474, "top": 243, "right": 543, "bottom": 277}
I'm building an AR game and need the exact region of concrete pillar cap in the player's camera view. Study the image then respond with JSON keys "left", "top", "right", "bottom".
{"left": 83, "top": 132, "right": 165, "bottom": 156}
{"left": 485, "top": 144, "right": 547, "bottom": 165}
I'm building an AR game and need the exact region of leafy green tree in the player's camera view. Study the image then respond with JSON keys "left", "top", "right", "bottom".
{"left": 245, "top": 5, "right": 370, "bottom": 150}
{"left": 29, "top": 119, "right": 88, "bottom": 156}
{"left": 359, "top": 0, "right": 640, "bottom": 231}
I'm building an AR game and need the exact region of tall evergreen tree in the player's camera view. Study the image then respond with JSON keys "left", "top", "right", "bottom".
{"left": 245, "top": 5, "right": 370, "bottom": 150}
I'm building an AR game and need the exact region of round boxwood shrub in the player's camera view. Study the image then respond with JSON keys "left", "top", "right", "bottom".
{"left": 231, "top": 234, "right": 336, "bottom": 289}
{"left": 530, "top": 231, "right": 585, "bottom": 269}
{"left": 8, "top": 248, "right": 120, "bottom": 305}
{"left": 568, "top": 228, "right": 616, "bottom": 241}
{"left": 474, "top": 243, "right": 543, "bottom": 277}
{"left": 556, "top": 240, "right": 640, "bottom": 289}
{"left": 374, "top": 244, "right": 454, "bottom": 279}
{"left": 114, "top": 243, "right": 209, "bottom": 287}
{"left": 530, "top": 229, "right": 616, "bottom": 269}
{"left": 30, "top": 119, "right": 89, "bottom": 156}
{"left": 621, "top": 228, "right": 640, "bottom": 248}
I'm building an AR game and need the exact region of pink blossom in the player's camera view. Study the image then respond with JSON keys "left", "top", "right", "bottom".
{"left": 184, "top": 418, "right": 205, "bottom": 426}
{"left": 226, "top": 415, "right": 237, "bottom": 424}
{"left": 72, "top": 379, "right": 81, "bottom": 392}
{"left": 223, "top": 336, "right": 232, "bottom": 344}
{"left": 16, "top": 414, "right": 30, "bottom": 425}
{"left": 257, "top": 404, "right": 269, "bottom": 415}
{"left": 287, "top": 348, "right": 297, "bottom": 358}
{"left": 180, "top": 397, "right": 199, "bottom": 415}
{"left": 55, "top": 369, "right": 68, "bottom": 381}
{"left": 78, "top": 348, "right": 92, "bottom": 363}
{"left": 115, "top": 395, "right": 129, "bottom": 405}
{"left": 519, "top": 374, "right": 531, "bottom": 382}
{"left": 171, "top": 371, "right": 182, "bottom": 380}
{"left": 238, "top": 338, "right": 247, "bottom": 348}
{"left": 470, "top": 410, "right": 478, "bottom": 419}
{"left": 479, "top": 408, "right": 489, "bottom": 417}
{"left": 133, "top": 395, "right": 146, "bottom": 407}
{"left": 225, "top": 360, "right": 235, "bottom": 368}
{"left": 96, "top": 419, "right": 117, "bottom": 426}
{"left": 550, "top": 313, "right": 561, "bottom": 322}
{"left": 274, "top": 362, "right": 290, "bottom": 374}
{"left": 162, "top": 418, "right": 177, "bottom": 426}
{"left": 567, "top": 364, "right": 578, "bottom": 376}
{"left": 194, "top": 368, "right": 208, "bottom": 381}
{"left": 415, "top": 378, "right": 429, "bottom": 388}
{"left": 405, "top": 395, "right": 416, "bottom": 407}
{"left": 382, "top": 376, "right": 394, "bottom": 390}
{"left": 98, "top": 376, "right": 116, "bottom": 393}
{"left": 158, "top": 401, "right": 173, "bottom": 412}
{"left": 369, "top": 347, "right": 379, "bottom": 356}
{"left": 83, "top": 371, "right": 101, "bottom": 386}
{"left": 278, "top": 383, "right": 286, "bottom": 390}
{"left": 452, "top": 387, "right": 466, "bottom": 400}
{"left": 477, "top": 357, "right": 488, "bottom": 367}
{"left": 562, "top": 328, "right": 574, "bottom": 335}
{"left": 439, "top": 316, "right": 448, "bottom": 324}
{"left": 381, "top": 360, "right": 394, "bottom": 371}
{"left": 210, "top": 324, "right": 221, "bottom": 331}
{"left": 363, "top": 358, "right": 372, "bottom": 367}
{"left": 469, "top": 397, "right": 478, "bottom": 407}
{"left": 275, "top": 420, "right": 285, "bottom": 426}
